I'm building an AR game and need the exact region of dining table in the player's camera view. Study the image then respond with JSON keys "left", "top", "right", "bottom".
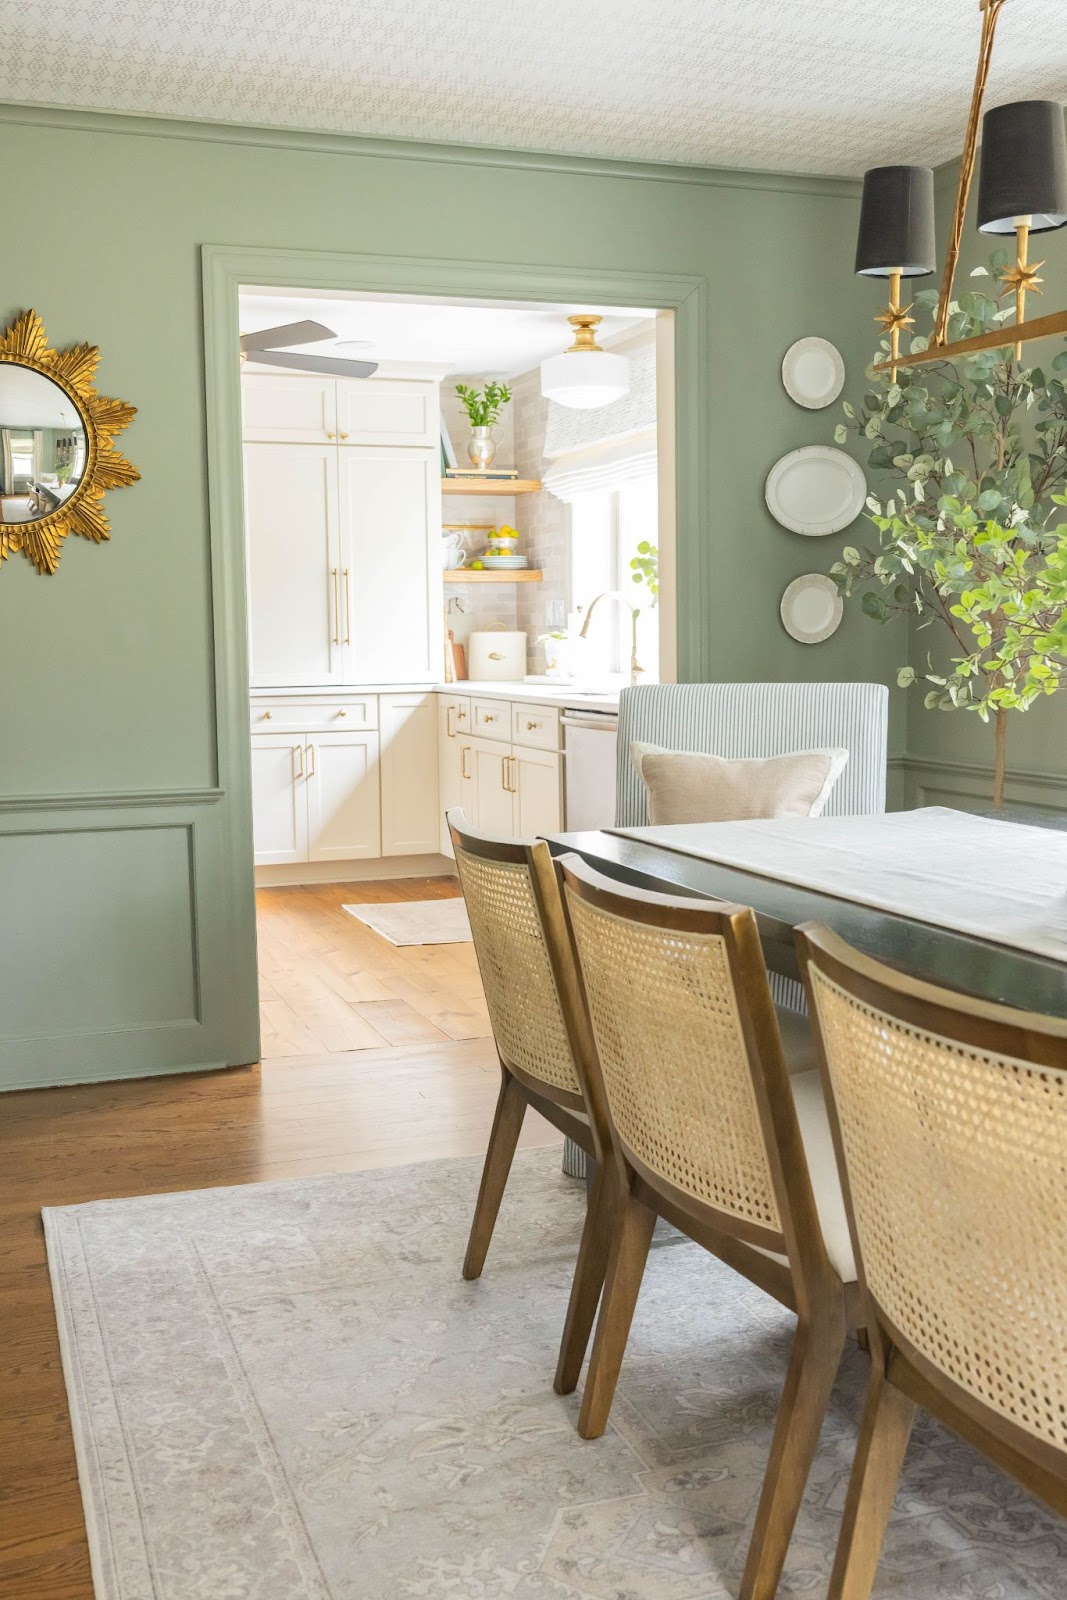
{"left": 546, "top": 805, "right": 1067, "bottom": 1021}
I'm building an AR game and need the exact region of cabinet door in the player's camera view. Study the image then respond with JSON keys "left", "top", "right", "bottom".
{"left": 338, "top": 447, "right": 440, "bottom": 683}
{"left": 513, "top": 747, "right": 562, "bottom": 839}
{"left": 306, "top": 733, "right": 381, "bottom": 861}
{"left": 469, "top": 735, "right": 515, "bottom": 838}
{"left": 380, "top": 693, "right": 440, "bottom": 856}
{"left": 438, "top": 694, "right": 473, "bottom": 856}
{"left": 241, "top": 374, "right": 337, "bottom": 443}
{"left": 244, "top": 443, "right": 343, "bottom": 687}
{"left": 250, "top": 735, "right": 308, "bottom": 865}
{"left": 335, "top": 379, "right": 438, "bottom": 446}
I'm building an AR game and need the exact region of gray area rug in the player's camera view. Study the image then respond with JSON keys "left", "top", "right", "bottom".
{"left": 342, "top": 898, "right": 472, "bottom": 945}
{"left": 45, "top": 1149, "right": 1064, "bottom": 1599}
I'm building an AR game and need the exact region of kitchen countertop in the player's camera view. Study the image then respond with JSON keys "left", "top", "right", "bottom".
{"left": 440, "top": 680, "right": 622, "bottom": 712}
{"left": 250, "top": 681, "right": 622, "bottom": 711}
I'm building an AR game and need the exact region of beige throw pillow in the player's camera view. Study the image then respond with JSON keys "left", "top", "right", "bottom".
{"left": 631, "top": 742, "right": 849, "bottom": 826}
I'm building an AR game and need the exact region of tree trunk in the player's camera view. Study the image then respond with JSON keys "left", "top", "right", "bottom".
{"left": 993, "top": 707, "right": 1007, "bottom": 810}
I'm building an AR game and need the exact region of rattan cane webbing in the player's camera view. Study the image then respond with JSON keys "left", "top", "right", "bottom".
{"left": 810, "top": 965, "right": 1067, "bottom": 1452}
{"left": 454, "top": 846, "right": 580, "bottom": 1096}
{"left": 565, "top": 891, "right": 782, "bottom": 1230}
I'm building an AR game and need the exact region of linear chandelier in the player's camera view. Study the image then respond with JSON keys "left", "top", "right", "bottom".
{"left": 857, "top": 0, "right": 1066, "bottom": 378}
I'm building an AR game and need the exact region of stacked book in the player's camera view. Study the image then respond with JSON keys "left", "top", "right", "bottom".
{"left": 443, "top": 466, "right": 519, "bottom": 482}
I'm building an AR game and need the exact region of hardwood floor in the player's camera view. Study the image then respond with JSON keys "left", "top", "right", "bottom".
{"left": 0, "top": 878, "right": 560, "bottom": 1600}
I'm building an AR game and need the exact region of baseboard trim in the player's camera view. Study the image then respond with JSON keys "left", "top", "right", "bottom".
{"left": 255, "top": 854, "right": 456, "bottom": 887}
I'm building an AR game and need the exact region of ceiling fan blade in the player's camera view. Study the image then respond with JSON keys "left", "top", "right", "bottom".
{"left": 243, "top": 349, "right": 379, "bottom": 379}
{"left": 239, "top": 319, "right": 336, "bottom": 354}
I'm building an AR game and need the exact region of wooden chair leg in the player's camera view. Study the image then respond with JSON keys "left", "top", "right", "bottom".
{"left": 554, "top": 1161, "right": 622, "bottom": 1396}
{"left": 827, "top": 1367, "right": 917, "bottom": 1600}
{"left": 577, "top": 1186, "right": 657, "bottom": 1439}
{"left": 462, "top": 1069, "right": 527, "bottom": 1281}
{"left": 739, "top": 1305, "right": 847, "bottom": 1600}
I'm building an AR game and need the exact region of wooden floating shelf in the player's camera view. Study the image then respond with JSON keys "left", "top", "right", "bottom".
{"left": 443, "top": 568, "right": 543, "bottom": 583}
{"left": 441, "top": 478, "right": 542, "bottom": 496}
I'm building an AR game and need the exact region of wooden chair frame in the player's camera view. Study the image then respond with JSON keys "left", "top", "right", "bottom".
{"left": 558, "top": 855, "right": 864, "bottom": 1600}
{"left": 796, "top": 921, "right": 1067, "bottom": 1600}
{"left": 447, "top": 809, "right": 617, "bottom": 1393}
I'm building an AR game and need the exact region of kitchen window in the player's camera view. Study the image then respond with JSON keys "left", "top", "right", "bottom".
{"left": 569, "top": 473, "right": 659, "bottom": 680}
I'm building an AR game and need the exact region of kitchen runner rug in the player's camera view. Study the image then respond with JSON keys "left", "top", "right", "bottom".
{"left": 45, "top": 1149, "right": 1065, "bottom": 1600}
{"left": 342, "top": 897, "right": 472, "bottom": 945}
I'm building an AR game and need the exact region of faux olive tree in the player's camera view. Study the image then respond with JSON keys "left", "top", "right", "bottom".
{"left": 830, "top": 253, "right": 1067, "bottom": 807}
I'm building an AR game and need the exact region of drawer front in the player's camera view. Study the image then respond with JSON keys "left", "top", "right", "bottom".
{"left": 472, "top": 698, "right": 510, "bottom": 741}
{"left": 511, "top": 702, "right": 560, "bottom": 751}
{"left": 250, "top": 696, "right": 378, "bottom": 735}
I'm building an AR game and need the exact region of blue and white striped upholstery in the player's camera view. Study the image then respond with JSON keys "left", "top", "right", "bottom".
{"left": 615, "top": 681, "right": 889, "bottom": 828}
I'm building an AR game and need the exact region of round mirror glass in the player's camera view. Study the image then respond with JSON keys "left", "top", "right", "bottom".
{"left": 0, "top": 365, "right": 88, "bottom": 526}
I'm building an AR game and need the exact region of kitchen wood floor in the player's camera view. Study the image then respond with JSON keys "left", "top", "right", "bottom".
{"left": 0, "top": 878, "right": 560, "bottom": 1600}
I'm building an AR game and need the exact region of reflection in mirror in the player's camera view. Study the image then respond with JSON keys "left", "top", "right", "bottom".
{"left": 0, "top": 366, "right": 87, "bottom": 527}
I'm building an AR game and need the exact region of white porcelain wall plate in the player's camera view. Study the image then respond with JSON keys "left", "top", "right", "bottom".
{"left": 765, "top": 445, "right": 866, "bottom": 536}
{"left": 780, "top": 573, "right": 844, "bottom": 644}
{"left": 782, "top": 337, "right": 845, "bottom": 409}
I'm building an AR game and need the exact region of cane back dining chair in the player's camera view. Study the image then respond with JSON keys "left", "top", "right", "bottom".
{"left": 448, "top": 809, "right": 618, "bottom": 1390}
{"left": 558, "top": 854, "right": 865, "bottom": 1600}
{"left": 797, "top": 922, "right": 1067, "bottom": 1600}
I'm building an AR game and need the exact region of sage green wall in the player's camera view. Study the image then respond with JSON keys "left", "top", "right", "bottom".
{"left": 0, "top": 105, "right": 896, "bottom": 1089}
{"left": 903, "top": 151, "right": 1067, "bottom": 814}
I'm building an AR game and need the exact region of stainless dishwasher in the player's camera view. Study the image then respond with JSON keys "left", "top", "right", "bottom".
{"left": 562, "top": 707, "right": 619, "bottom": 831}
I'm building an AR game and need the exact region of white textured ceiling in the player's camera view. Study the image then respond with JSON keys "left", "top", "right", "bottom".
{"left": 239, "top": 292, "right": 652, "bottom": 377}
{"left": 1, "top": 0, "right": 1064, "bottom": 176}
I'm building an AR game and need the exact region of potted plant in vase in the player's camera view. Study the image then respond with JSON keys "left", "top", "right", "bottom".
{"left": 828, "top": 252, "right": 1067, "bottom": 809}
{"left": 454, "top": 380, "right": 513, "bottom": 469}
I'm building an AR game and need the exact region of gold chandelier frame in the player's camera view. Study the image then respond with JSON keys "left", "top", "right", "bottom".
{"left": 874, "top": 0, "right": 1066, "bottom": 374}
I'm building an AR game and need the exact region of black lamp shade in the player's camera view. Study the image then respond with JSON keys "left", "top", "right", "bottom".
{"left": 978, "top": 100, "right": 1067, "bottom": 234}
{"left": 855, "top": 165, "right": 936, "bottom": 278}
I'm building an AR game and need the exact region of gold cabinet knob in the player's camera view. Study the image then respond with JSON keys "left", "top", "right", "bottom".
{"left": 526, "top": 720, "right": 538, "bottom": 730}
{"left": 338, "top": 709, "right": 348, "bottom": 717}
{"left": 326, "top": 431, "right": 336, "bottom": 440}
{"left": 340, "top": 432, "right": 349, "bottom": 440}
{"left": 263, "top": 711, "right": 273, "bottom": 720}
{"left": 485, "top": 714, "right": 496, "bottom": 722}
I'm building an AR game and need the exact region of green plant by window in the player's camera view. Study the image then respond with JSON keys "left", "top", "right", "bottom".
{"left": 629, "top": 540, "right": 659, "bottom": 605}
{"left": 455, "top": 381, "right": 513, "bottom": 428}
{"left": 828, "top": 250, "right": 1067, "bottom": 808}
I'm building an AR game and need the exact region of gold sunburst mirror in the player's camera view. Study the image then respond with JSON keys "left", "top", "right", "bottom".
{"left": 0, "top": 310, "right": 138, "bottom": 575}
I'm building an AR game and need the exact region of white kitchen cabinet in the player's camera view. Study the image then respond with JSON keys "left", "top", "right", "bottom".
{"left": 243, "top": 375, "right": 441, "bottom": 690}
{"left": 250, "top": 734, "right": 309, "bottom": 864}
{"left": 338, "top": 447, "right": 440, "bottom": 684}
{"left": 305, "top": 732, "right": 381, "bottom": 861}
{"left": 512, "top": 746, "right": 562, "bottom": 838}
{"left": 380, "top": 693, "right": 439, "bottom": 856}
{"left": 335, "top": 378, "right": 438, "bottom": 447}
{"left": 242, "top": 374, "right": 336, "bottom": 443}
{"left": 244, "top": 442, "right": 342, "bottom": 688}
{"left": 469, "top": 734, "right": 515, "bottom": 836}
{"left": 438, "top": 693, "right": 472, "bottom": 855}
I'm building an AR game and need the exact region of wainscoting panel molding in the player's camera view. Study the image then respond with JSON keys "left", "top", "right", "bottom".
{"left": 0, "top": 803, "right": 233, "bottom": 1090}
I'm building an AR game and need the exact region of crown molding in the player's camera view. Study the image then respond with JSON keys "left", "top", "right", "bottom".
{"left": 0, "top": 100, "right": 863, "bottom": 198}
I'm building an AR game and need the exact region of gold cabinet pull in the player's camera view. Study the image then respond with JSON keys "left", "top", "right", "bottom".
{"left": 343, "top": 568, "right": 352, "bottom": 645}
{"left": 326, "top": 430, "right": 336, "bottom": 440}
{"left": 263, "top": 711, "right": 273, "bottom": 720}
{"left": 337, "top": 708, "right": 348, "bottom": 718}
{"left": 307, "top": 743, "right": 317, "bottom": 779}
{"left": 292, "top": 744, "right": 304, "bottom": 781}
{"left": 339, "top": 431, "right": 349, "bottom": 441}
{"left": 331, "top": 568, "right": 340, "bottom": 645}
{"left": 501, "top": 756, "right": 509, "bottom": 792}
{"left": 446, "top": 704, "right": 456, "bottom": 738}
{"left": 461, "top": 745, "right": 471, "bottom": 780}
{"left": 526, "top": 720, "right": 538, "bottom": 731}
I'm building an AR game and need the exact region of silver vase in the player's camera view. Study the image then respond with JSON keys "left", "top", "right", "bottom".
{"left": 467, "top": 426, "right": 497, "bottom": 469}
